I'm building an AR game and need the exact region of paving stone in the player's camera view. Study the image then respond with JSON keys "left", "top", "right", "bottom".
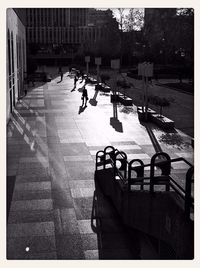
{"left": 19, "top": 156, "right": 48, "bottom": 163}
{"left": 7, "top": 221, "right": 55, "bottom": 238}
{"left": 69, "top": 180, "right": 95, "bottom": 189}
{"left": 52, "top": 189, "right": 73, "bottom": 209}
{"left": 14, "top": 181, "right": 51, "bottom": 192}
{"left": 55, "top": 234, "right": 84, "bottom": 259}
{"left": 60, "top": 143, "right": 90, "bottom": 155}
{"left": 17, "top": 167, "right": 49, "bottom": 176}
{"left": 78, "top": 219, "right": 96, "bottom": 234}
{"left": 54, "top": 208, "right": 79, "bottom": 235}
{"left": 84, "top": 249, "right": 99, "bottom": 260}
{"left": 12, "top": 189, "right": 51, "bottom": 201}
{"left": 71, "top": 188, "right": 94, "bottom": 199}
{"left": 64, "top": 160, "right": 95, "bottom": 168}
{"left": 63, "top": 155, "right": 93, "bottom": 161}
{"left": 8, "top": 210, "right": 54, "bottom": 224}
{"left": 81, "top": 233, "right": 98, "bottom": 251}
{"left": 7, "top": 235, "right": 56, "bottom": 259}
{"left": 10, "top": 199, "right": 53, "bottom": 211}
{"left": 73, "top": 197, "right": 93, "bottom": 220}
{"left": 47, "top": 136, "right": 60, "bottom": 144}
{"left": 16, "top": 174, "right": 50, "bottom": 183}
{"left": 66, "top": 165, "right": 95, "bottom": 181}
{"left": 127, "top": 153, "right": 151, "bottom": 160}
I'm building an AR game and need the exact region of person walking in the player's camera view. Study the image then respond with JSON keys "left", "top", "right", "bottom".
{"left": 81, "top": 85, "right": 88, "bottom": 107}
{"left": 58, "top": 66, "right": 63, "bottom": 81}
{"left": 80, "top": 70, "right": 85, "bottom": 82}
{"left": 74, "top": 75, "right": 78, "bottom": 88}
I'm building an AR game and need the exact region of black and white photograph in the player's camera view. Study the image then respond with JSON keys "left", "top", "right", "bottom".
{"left": 4, "top": 2, "right": 197, "bottom": 262}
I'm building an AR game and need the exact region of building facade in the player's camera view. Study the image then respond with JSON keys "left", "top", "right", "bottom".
{"left": 6, "top": 8, "right": 27, "bottom": 123}
{"left": 25, "top": 8, "right": 118, "bottom": 63}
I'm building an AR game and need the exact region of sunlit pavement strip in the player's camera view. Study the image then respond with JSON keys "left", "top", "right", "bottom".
{"left": 7, "top": 69, "right": 194, "bottom": 259}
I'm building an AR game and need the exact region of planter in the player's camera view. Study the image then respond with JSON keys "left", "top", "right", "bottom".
{"left": 86, "top": 77, "right": 97, "bottom": 84}
{"left": 95, "top": 83, "right": 110, "bottom": 92}
{"left": 151, "top": 114, "right": 175, "bottom": 129}
{"left": 111, "top": 94, "right": 120, "bottom": 103}
{"left": 118, "top": 94, "right": 132, "bottom": 106}
{"left": 137, "top": 106, "right": 156, "bottom": 121}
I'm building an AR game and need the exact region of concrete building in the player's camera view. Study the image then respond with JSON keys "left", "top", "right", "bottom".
{"left": 25, "top": 8, "right": 119, "bottom": 64}
{"left": 26, "top": 8, "right": 88, "bottom": 44}
{"left": 6, "top": 8, "right": 27, "bottom": 123}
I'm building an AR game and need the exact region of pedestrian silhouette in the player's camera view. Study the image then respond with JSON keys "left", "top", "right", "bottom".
{"left": 58, "top": 66, "right": 63, "bottom": 82}
{"left": 74, "top": 75, "right": 78, "bottom": 88}
{"left": 81, "top": 86, "right": 88, "bottom": 107}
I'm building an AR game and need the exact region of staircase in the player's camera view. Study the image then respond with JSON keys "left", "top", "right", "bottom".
{"left": 94, "top": 146, "right": 194, "bottom": 259}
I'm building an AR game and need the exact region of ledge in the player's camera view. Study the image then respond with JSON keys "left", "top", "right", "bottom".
{"left": 95, "top": 83, "right": 111, "bottom": 92}
{"left": 150, "top": 114, "right": 175, "bottom": 129}
{"left": 137, "top": 107, "right": 156, "bottom": 121}
{"left": 118, "top": 94, "right": 132, "bottom": 106}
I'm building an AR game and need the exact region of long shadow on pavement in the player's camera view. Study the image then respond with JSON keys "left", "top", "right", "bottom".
{"left": 110, "top": 102, "right": 123, "bottom": 133}
{"left": 91, "top": 178, "right": 141, "bottom": 259}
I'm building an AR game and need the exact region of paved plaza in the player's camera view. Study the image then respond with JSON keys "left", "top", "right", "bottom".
{"left": 6, "top": 68, "right": 194, "bottom": 259}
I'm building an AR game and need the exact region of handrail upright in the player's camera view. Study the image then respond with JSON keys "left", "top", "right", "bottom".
{"left": 185, "top": 166, "right": 194, "bottom": 219}
{"left": 128, "top": 159, "right": 145, "bottom": 191}
{"left": 150, "top": 152, "right": 171, "bottom": 192}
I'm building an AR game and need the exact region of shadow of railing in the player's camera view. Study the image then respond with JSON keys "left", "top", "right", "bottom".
{"left": 91, "top": 180, "right": 141, "bottom": 259}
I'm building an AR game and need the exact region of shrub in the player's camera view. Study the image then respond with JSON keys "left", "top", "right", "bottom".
{"left": 100, "top": 74, "right": 110, "bottom": 84}
{"left": 148, "top": 95, "right": 170, "bottom": 116}
{"left": 116, "top": 79, "right": 131, "bottom": 89}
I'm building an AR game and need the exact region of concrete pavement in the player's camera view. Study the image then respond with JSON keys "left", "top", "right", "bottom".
{"left": 6, "top": 67, "right": 194, "bottom": 259}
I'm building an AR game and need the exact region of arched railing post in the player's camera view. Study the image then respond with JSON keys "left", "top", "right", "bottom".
{"left": 150, "top": 152, "right": 171, "bottom": 192}
{"left": 128, "top": 159, "right": 145, "bottom": 191}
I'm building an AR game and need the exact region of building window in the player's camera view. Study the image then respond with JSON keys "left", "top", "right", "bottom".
{"left": 7, "top": 30, "right": 11, "bottom": 87}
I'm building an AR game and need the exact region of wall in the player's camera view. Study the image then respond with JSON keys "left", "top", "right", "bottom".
{"left": 6, "top": 8, "right": 26, "bottom": 123}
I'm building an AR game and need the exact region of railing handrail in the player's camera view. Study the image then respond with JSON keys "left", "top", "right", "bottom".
{"left": 95, "top": 146, "right": 194, "bottom": 218}
{"left": 130, "top": 157, "right": 193, "bottom": 170}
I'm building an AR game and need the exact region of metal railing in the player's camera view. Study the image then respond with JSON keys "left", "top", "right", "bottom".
{"left": 96, "top": 146, "right": 194, "bottom": 219}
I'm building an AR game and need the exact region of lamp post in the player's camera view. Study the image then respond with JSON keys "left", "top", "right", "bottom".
{"left": 111, "top": 59, "right": 120, "bottom": 100}
{"left": 138, "top": 62, "right": 153, "bottom": 120}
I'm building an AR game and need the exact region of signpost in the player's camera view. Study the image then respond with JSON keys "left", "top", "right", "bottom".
{"left": 138, "top": 62, "right": 154, "bottom": 120}
{"left": 95, "top": 57, "right": 101, "bottom": 85}
{"left": 85, "top": 56, "right": 90, "bottom": 76}
{"left": 111, "top": 59, "right": 120, "bottom": 99}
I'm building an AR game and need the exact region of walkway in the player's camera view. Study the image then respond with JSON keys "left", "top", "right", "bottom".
{"left": 6, "top": 67, "right": 194, "bottom": 259}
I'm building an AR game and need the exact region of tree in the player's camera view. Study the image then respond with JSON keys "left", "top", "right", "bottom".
{"left": 143, "top": 8, "right": 194, "bottom": 65}
{"left": 116, "top": 79, "right": 131, "bottom": 98}
{"left": 148, "top": 95, "right": 170, "bottom": 117}
{"left": 117, "top": 8, "right": 126, "bottom": 65}
{"left": 81, "top": 10, "right": 120, "bottom": 61}
{"left": 100, "top": 74, "right": 110, "bottom": 85}
{"left": 117, "top": 8, "right": 126, "bottom": 31}
{"left": 124, "top": 9, "right": 144, "bottom": 31}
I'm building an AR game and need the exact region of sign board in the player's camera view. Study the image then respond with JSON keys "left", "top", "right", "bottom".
{"left": 85, "top": 56, "right": 90, "bottom": 63}
{"left": 111, "top": 59, "right": 120, "bottom": 69}
{"left": 95, "top": 57, "right": 101, "bottom": 65}
{"left": 138, "top": 62, "right": 153, "bottom": 77}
